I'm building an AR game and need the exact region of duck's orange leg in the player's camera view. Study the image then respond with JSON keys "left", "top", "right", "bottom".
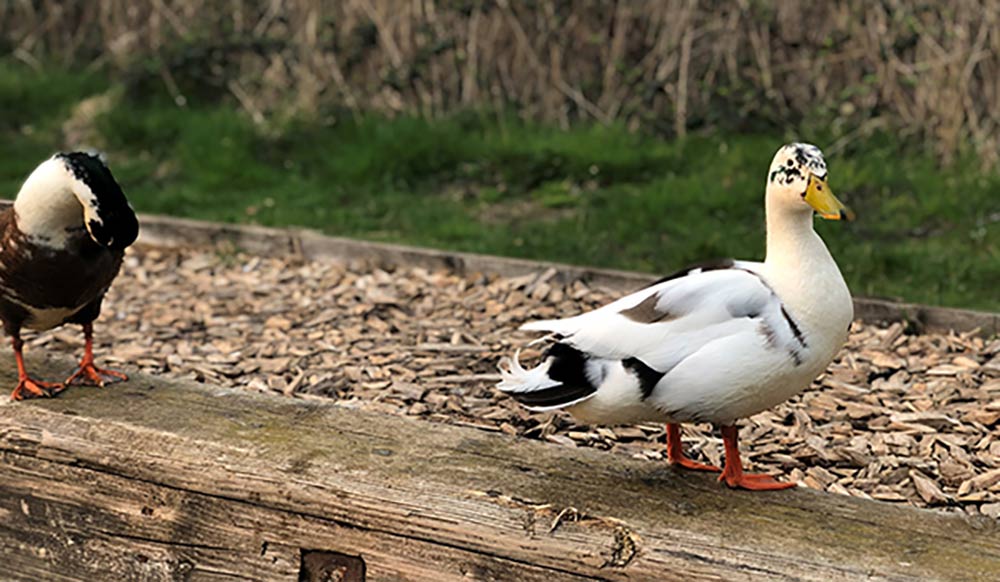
{"left": 65, "top": 323, "right": 127, "bottom": 387}
{"left": 718, "top": 425, "right": 795, "bottom": 491}
{"left": 666, "top": 423, "right": 721, "bottom": 472}
{"left": 9, "top": 335, "right": 63, "bottom": 401}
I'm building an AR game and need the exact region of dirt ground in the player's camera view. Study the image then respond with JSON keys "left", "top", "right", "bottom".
{"left": 26, "top": 245, "right": 999, "bottom": 517}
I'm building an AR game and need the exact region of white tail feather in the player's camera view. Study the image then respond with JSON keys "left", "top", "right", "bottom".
{"left": 519, "top": 319, "right": 565, "bottom": 333}
{"left": 527, "top": 333, "right": 558, "bottom": 347}
{"left": 496, "top": 349, "right": 560, "bottom": 394}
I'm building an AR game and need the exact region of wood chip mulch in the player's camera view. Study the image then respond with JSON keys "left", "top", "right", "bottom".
{"left": 25, "top": 245, "right": 1000, "bottom": 518}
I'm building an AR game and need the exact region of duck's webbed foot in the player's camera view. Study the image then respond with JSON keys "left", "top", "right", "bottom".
{"left": 64, "top": 322, "right": 127, "bottom": 387}
{"left": 666, "top": 423, "right": 722, "bottom": 472}
{"left": 718, "top": 425, "right": 796, "bottom": 491}
{"left": 65, "top": 361, "right": 128, "bottom": 387}
{"left": 10, "top": 376, "right": 64, "bottom": 401}
{"left": 8, "top": 334, "right": 65, "bottom": 401}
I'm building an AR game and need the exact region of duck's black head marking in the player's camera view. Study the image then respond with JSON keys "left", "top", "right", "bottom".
{"left": 768, "top": 143, "right": 827, "bottom": 188}
{"left": 791, "top": 143, "right": 827, "bottom": 179}
{"left": 56, "top": 152, "right": 139, "bottom": 250}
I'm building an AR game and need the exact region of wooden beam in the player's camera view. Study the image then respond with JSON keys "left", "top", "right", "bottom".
{"left": 0, "top": 201, "right": 995, "bottom": 333}
{"left": 0, "top": 359, "right": 997, "bottom": 581}
{"left": 134, "top": 213, "right": 1000, "bottom": 335}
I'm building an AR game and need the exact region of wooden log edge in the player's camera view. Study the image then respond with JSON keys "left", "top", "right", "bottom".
{"left": 0, "top": 358, "right": 998, "bottom": 581}
{"left": 0, "top": 201, "right": 992, "bottom": 335}
{"left": 134, "top": 213, "right": 998, "bottom": 336}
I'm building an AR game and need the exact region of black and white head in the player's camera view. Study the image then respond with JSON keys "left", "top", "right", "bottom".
{"left": 13, "top": 152, "right": 139, "bottom": 250}
{"left": 767, "top": 143, "right": 853, "bottom": 221}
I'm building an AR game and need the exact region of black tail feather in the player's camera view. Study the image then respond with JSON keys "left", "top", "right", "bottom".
{"left": 510, "top": 343, "right": 598, "bottom": 409}
{"left": 508, "top": 383, "right": 597, "bottom": 408}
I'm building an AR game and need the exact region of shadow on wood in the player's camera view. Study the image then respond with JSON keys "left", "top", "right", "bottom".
{"left": 0, "top": 357, "right": 997, "bottom": 581}
{"left": 300, "top": 549, "right": 366, "bottom": 582}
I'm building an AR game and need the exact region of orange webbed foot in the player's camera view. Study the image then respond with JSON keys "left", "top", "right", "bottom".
{"left": 66, "top": 362, "right": 128, "bottom": 387}
{"left": 672, "top": 456, "right": 722, "bottom": 472}
{"left": 64, "top": 323, "right": 126, "bottom": 387}
{"left": 717, "top": 424, "right": 796, "bottom": 491}
{"left": 666, "top": 423, "right": 722, "bottom": 472}
{"left": 10, "top": 377, "right": 65, "bottom": 401}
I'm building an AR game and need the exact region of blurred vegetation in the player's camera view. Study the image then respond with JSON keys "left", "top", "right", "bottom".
{"left": 1, "top": 60, "right": 996, "bottom": 310}
{"left": 3, "top": 1, "right": 1000, "bottom": 164}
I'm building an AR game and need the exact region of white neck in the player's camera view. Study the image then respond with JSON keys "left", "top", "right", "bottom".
{"left": 762, "top": 193, "right": 852, "bottom": 342}
{"left": 13, "top": 158, "right": 85, "bottom": 248}
{"left": 764, "top": 196, "right": 830, "bottom": 272}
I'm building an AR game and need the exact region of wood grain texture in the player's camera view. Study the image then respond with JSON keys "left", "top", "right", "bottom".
{"left": 0, "top": 357, "right": 998, "bottom": 582}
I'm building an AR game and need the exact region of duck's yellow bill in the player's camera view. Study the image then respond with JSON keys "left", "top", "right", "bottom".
{"left": 805, "top": 174, "right": 854, "bottom": 221}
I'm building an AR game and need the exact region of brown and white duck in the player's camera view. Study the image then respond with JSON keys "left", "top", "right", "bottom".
{"left": 0, "top": 152, "right": 138, "bottom": 400}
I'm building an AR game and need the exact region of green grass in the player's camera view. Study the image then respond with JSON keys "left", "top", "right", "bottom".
{"left": 0, "top": 61, "right": 108, "bottom": 190}
{"left": 1, "top": 61, "right": 997, "bottom": 311}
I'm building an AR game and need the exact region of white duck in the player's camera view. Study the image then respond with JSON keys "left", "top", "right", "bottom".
{"left": 498, "top": 143, "right": 854, "bottom": 490}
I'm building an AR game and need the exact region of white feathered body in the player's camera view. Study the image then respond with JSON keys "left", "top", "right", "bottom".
{"left": 498, "top": 142, "right": 855, "bottom": 428}
{"left": 499, "top": 237, "right": 852, "bottom": 427}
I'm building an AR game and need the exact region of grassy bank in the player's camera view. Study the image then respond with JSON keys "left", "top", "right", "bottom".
{"left": 1, "top": 62, "right": 997, "bottom": 311}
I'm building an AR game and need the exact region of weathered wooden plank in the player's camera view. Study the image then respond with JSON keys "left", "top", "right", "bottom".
{"left": 0, "top": 357, "right": 998, "bottom": 582}
{"left": 127, "top": 212, "right": 998, "bottom": 334}
{"left": 851, "top": 297, "right": 998, "bottom": 336}
{"left": 0, "top": 452, "right": 588, "bottom": 582}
